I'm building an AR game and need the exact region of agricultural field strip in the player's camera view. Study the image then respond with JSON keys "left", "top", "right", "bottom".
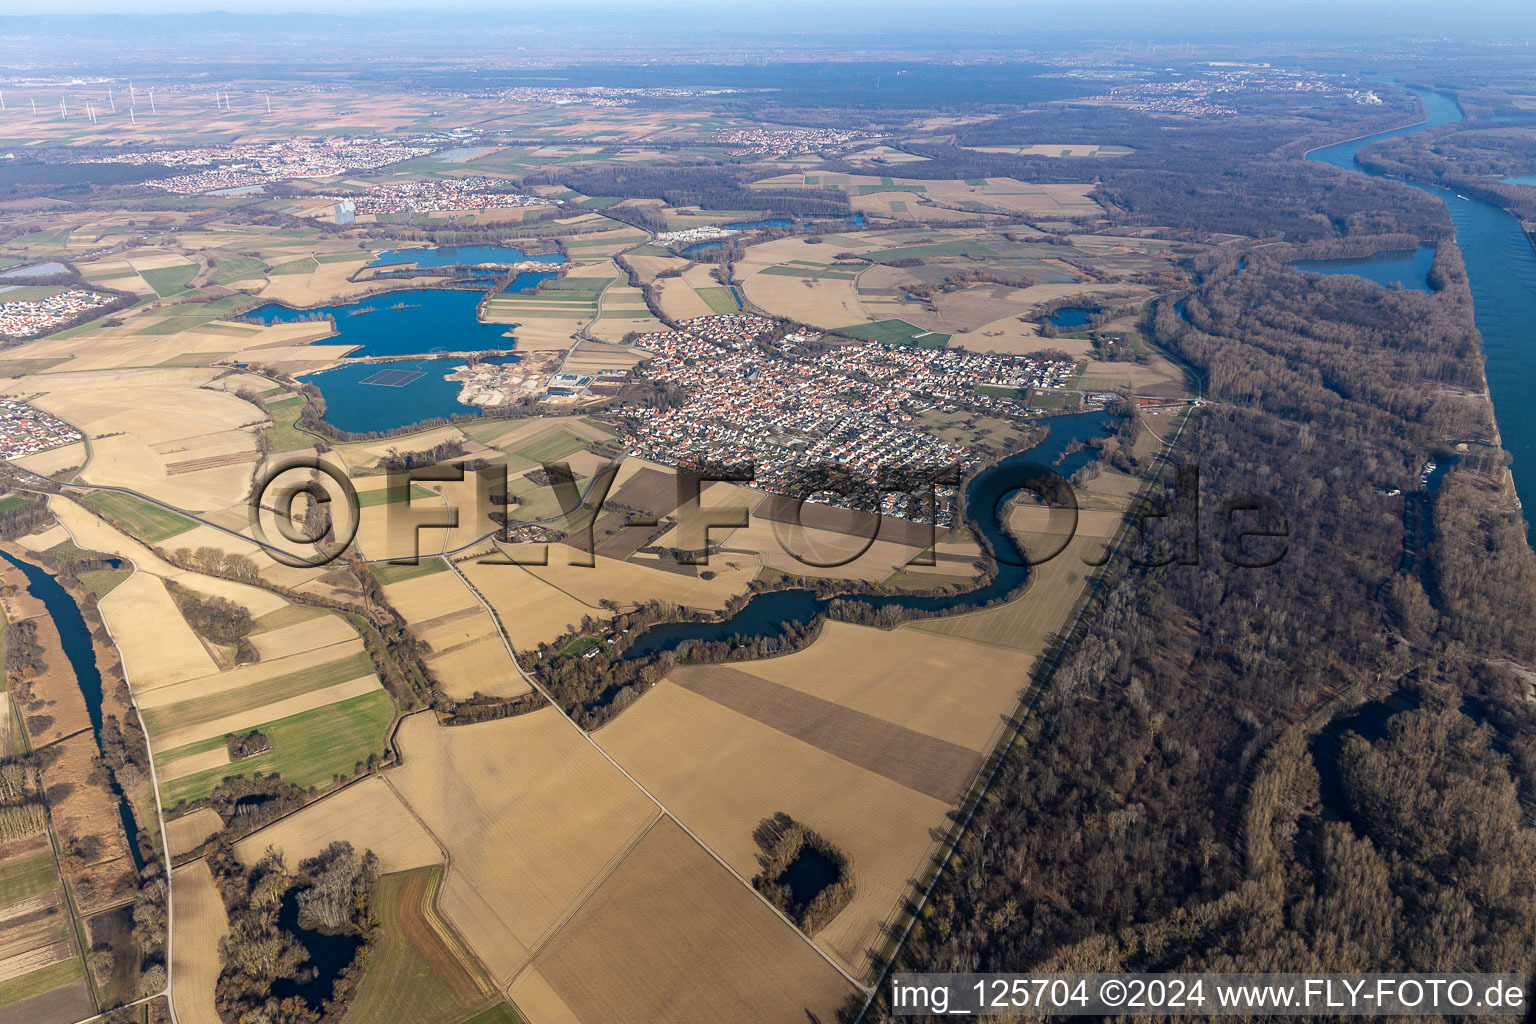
{"left": 150, "top": 675, "right": 380, "bottom": 754}
{"left": 141, "top": 651, "right": 377, "bottom": 736}
{"left": 342, "top": 867, "right": 495, "bottom": 1024}
{"left": 670, "top": 668, "right": 983, "bottom": 804}
{"left": 158, "top": 691, "right": 396, "bottom": 807}
{"left": 235, "top": 775, "right": 444, "bottom": 877}
{"left": 0, "top": 940, "right": 73, "bottom": 983}
{"left": 163, "top": 809, "right": 223, "bottom": 860}
{"left": 0, "top": 853, "right": 58, "bottom": 906}
{"left": 423, "top": 633, "right": 499, "bottom": 659}
{"left": 0, "top": 910, "right": 69, "bottom": 962}
{"left": 138, "top": 647, "right": 371, "bottom": 721}
{"left": 444, "top": 560, "right": 870, "bottom": 993}
{"left": 0, "top": 891, "right": 58, "bottom": 927}
{"left": 169, "top": 860, "right": 228, "bottom": 1024}
{"left": 156, "top": 745, "right": 231, "bottom": 784}
{"left": 406, "top": 605, "right": 484, "bottom": 636}
{"left": 246, "top": 615, "right": 358, "bottom": 659}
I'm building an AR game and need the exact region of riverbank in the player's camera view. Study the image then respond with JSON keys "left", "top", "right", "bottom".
{"left": 533, "top": 410, "right": 1111, "bottom": 727}
{"left": 0, "top": 547, "right": 145, "bottom": 904}
{"left": 1307, "top": 85, "right": 1536, "bottom": 543}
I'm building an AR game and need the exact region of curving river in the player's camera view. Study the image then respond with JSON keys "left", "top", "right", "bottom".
{"left": 1308, "top": 87, "right": 1536, "bottom": 543}
{"left": 620, "top": 410, "right": 1108, "bottom": 662}
{"left": 0, "top": 550, "right": 146, "bottom": 870}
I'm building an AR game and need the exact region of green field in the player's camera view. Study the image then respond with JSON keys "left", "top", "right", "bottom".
{"left": 77, "top": 568, "right": 132, "bottom": 599}
{"left": 0, "top": 958, "right": 83, "bottom": 1008}
{"left": 564, "top": 235, "right": 648, "bottom": 248}
{"left": 81, "top": 491, "right": 196, "bottom": 542}
{"left": 357, "top": 482, "right": 440, "bottom": 508}
{"left": 694, "top": 286, "right": 741, "bottom": 314}
{"left": 494, "top": 309, "right": 591, "bottom": 319}
{"left": 144, "top": 650, "right": 373, "bottom": 736}
{"left": 1028, "top": 391, "right": 1075, "bottom": 410}
{"left": 536, "top": 277, "right": 612, "bottom": 296}
{"left": 263, "top": 395, "right": 313, "bottom": 452}
{"left": 156, "top": 351, "right": 234, "bottom": 367}
{"left": 209, "top": 253, "right": 268, "bottom": 284}
{"left": 0, "top": 851, "right": 59, "bottom": 905}
{"left": 346, "top": 868, "right": 497, "bottom": 1024}
{"left": 868, "top": 242, "right": 999, "bottom": 262}
{"left": 139, "top": 264, "right": 199, "bottom": 297}
{"left": 0, "top": 285, "right": 68, "bottom": 301}
{"left": 559, "top": 636, "right": 602, "bottom": 659}
{"left": 0, "top": 494, "right": 37, "bottom": 514}
{"left": 10, "top": 226, "right": 72, "bottom": 248}
{"left": 462, "top": 1005, "right": 528, "bottom": 1024}
{"left": 132, "top": 315, "right": 225, "bottom": 337}
{"left": 833, "top": 318, "right": 951, "bottom": 348}
{"left": 0, "top": 356, "right": 73, "bottom": 375}
{"left": 268, "top": 257, "right": 318, "bottom": 276}
{"left": 757, "top": 266, "right": 858, "bottom": 280}
{"left": 368, "top": 557, "right": 449, "bottom": 586}
{"left": 513, "top": 429, "right": 589, "bottom": 465}
{"left": 161, "top": 689, "right": 396, "bottom": 807}
{"left": 251, "top": 604, "right": 330, "bottom": 633}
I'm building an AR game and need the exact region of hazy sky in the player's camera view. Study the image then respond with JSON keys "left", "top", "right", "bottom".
{"left": 5, "top": 0, "right": 1536, "bottom": 37}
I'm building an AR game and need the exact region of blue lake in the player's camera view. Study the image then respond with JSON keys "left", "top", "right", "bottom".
{"left": 366, "top": 245, "right": 565, "bottom": 269}
{"left": 244, "top": 288, "right": 513, "bottom": 358}
{"left": 724, "top": 213, "right": 867, "bottom": 231}
{"left": 506, "top": 270, "right": 560, "bottom": 293}
{"left": 679, "top": 241, "right": 726, "bottom": 258}
{"left": 1045, "top": 306, "right": 1094, "bottom": 330}
{"left": 727, "top": 217, "right": 793, "bottom": 231}
{"left": 1290, "top": 247, "right": 1435, "bottom": 291}
{"left": 297, "top": 355, "right": 517, "bottom": 434}
{"left": 1501, "top": 174, "right": 1536, "bottom": 186}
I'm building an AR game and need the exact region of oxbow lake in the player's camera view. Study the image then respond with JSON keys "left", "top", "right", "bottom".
{"left": 1290, "top": 247, "right": 1435, "bottom": 291}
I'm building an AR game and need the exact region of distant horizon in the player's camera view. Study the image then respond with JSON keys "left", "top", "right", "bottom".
{"left": 6, "top": 2, "right": 1536, "bottom": 39}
